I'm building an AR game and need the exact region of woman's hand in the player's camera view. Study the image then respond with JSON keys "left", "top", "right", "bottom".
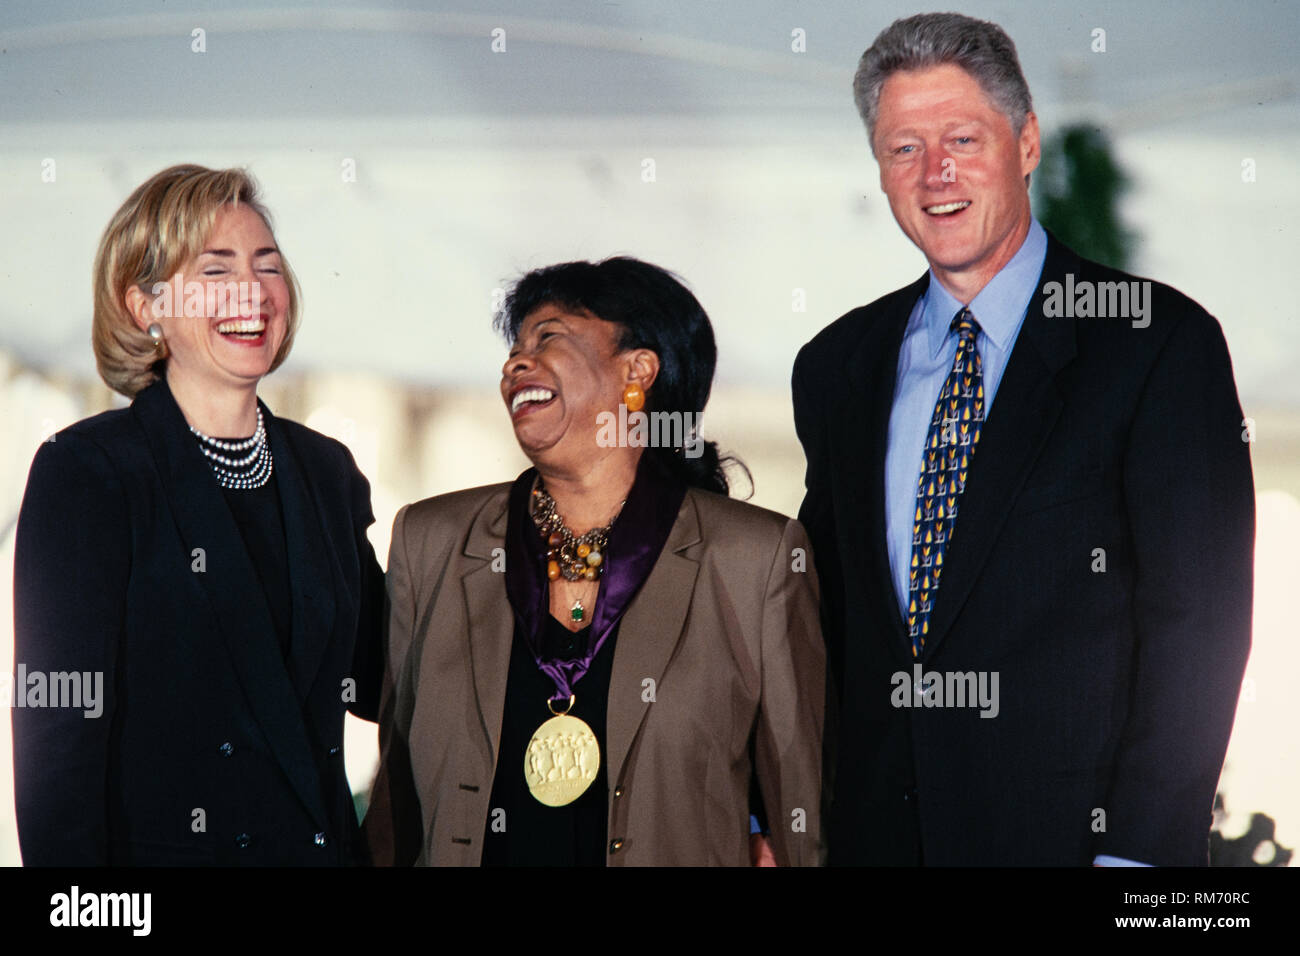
{"left": 749, "top": 833, "right": 778, "bottom": 867}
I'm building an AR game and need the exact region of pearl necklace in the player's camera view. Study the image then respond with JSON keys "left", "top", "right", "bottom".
{"left": 189, "top": 407, "right": 274, "bottom": 490}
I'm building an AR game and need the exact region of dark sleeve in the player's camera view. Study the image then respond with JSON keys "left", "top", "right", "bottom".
{"left": 12, "top": 433, "right": 130, "bottom": 866}
{"left": 1100, "top": 309, "right": 1254, "bottom": 865}
{"left": 792, "top": 345, "right": 844, "bottom": 687}
{"left": 345, "top": 449, "right": 384, "bottom": 724}
{"left": 791, "top": 345, "right": 843, "bottom": 835}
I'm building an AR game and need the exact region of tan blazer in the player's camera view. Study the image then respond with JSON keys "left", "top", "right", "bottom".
{"left": 365, "top": 480, "right": 825, "bottom": 866}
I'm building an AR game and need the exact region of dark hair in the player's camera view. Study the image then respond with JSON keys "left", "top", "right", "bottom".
{"left": 495, "top": 256, "right": 749, "bottom": 497}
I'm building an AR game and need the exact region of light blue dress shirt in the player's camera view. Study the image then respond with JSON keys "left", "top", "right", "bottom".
{"left": 880, "top": 218, "right": 1153, "bottom": 869}
{"left": 884, "top": 218, "right": 1047, "bottom": 617}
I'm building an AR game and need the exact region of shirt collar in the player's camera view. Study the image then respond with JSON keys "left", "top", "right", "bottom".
{"left": 921, "top": 217, "right": 1048, "bottom": 357}
{"left": 504, "top": 451, "right": 686, "bottom": 699}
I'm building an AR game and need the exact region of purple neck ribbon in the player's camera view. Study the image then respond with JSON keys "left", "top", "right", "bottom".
{"left": 504, "top": 451, "right": 687, "bottom": 703}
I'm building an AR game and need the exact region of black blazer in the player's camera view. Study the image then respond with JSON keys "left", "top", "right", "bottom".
{"left": 12, "top": 378, "right": 384, "bottom": 865}
{"left": 794, "top": 232, "right": 1254, "bottom": 866}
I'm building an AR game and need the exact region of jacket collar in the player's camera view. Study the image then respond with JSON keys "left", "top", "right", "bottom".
{"left": 839, "top": 275, "right": 929, "bottom": 663}
{"left": 908, "top": 230, "right": 1079, "bottom": 659}
{"left": 130, "top": 377, "right": 332, "bottom": 827}
{"left": 835, "top": 230, "right": 1080, "bottom": 665}
{"left": 502, "top": 453, "right": 687, "bottom": 697}
{"left": 459, "top": 457, "right": 700, "bottom": 787}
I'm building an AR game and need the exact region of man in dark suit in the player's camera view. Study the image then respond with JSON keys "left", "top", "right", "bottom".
{"left": 793, "top": 12, "right": 1254, "bottom": 865}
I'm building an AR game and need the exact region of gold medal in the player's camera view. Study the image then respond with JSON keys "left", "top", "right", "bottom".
{"left": 524, "top": 694, "right": 600, "bottom": 807}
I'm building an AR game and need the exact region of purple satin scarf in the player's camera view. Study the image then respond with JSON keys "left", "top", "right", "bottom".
{"left": 504, "top": 452, "right": 687, "bottom": 703}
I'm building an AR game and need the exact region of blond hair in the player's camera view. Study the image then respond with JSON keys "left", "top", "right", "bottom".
{"left": 92, "top": 164, "right": 301, "bottom": 397}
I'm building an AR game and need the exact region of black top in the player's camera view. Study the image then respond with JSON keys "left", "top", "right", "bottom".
{"left": 482, "top": 613, "right": 620, "bottom": 866}
{"left": 213, "top": 458, "right": 293, "bottom": 660}
{"left": 12, "top": 379, "right": 383, "bottom": 865}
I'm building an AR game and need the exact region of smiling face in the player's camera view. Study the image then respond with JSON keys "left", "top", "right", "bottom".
{"left": 501, "top": 304, "right": 649, "bottom": 471}
{"left": 873, "top": 62, "right": 1040, "bottom": 301}
{"left": 133, "top": 202, "right": 290, "bottom": 397}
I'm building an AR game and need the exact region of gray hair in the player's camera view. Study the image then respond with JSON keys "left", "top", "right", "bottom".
{"left": 853, "top": 13, "right": 1033, "bottom": 149}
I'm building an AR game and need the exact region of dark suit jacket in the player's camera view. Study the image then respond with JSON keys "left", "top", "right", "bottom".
{"left": 364, "top": 481, "right": 826, "bottom": 866}
{"left": 793, "top": 231, "right": 1254, "bottom": 866}
{"left": 12, "top": 378, "right": 384, "bottom": 866}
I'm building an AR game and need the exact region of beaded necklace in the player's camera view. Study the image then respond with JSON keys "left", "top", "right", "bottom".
{"left": 530, "top": 480, "right": 623, "bottom": 583}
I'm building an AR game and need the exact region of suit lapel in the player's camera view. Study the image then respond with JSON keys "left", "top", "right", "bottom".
{"left": 605, "top": 493, "right": 700, "bottom": 783}
{"left": 841, "top": 276, "right": 927, "bottom": 664}
{"left": 468, "top": 470, "right": 697, "bottom": 784}
{"left": 131, "top": 381, "right": 329, "bottom": 828}
{"left": 462, "top": 492, "right": 514, "bottom": 768}
{"left": 264, "top": 413, "right": 338, "bottom": 703}
{"left": 920, "top": 236, "right": 1080, "bottom": 657}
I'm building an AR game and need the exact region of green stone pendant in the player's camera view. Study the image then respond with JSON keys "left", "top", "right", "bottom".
{"left": 570, "top": 600, "right": 585, "bottom": 623}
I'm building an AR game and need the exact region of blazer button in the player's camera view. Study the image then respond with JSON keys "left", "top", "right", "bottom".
{"left": 608, "top": 839, "right": 624, "bottom": 854}
{"left": 613, "top": 786, "right": 624, "bottom": 798}
{"left": 235, "top": 833, "right": 251, "bottom": 849}
{"left": 314, "top": 832, "right": 328, "bottom": 847}
{"left": 328, "top": 746, "right": 341, "bottom": 757}
{"left": 219, "top": 742, "right": 234, "bottom": 757}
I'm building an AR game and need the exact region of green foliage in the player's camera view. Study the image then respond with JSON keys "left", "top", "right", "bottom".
{"left": 1033, "top": 124, "right": 1135, "bottom": 271}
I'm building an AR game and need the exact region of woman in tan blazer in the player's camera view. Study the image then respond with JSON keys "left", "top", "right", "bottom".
{"left": 365, "top": 257, "right": 824, "bottom": 866}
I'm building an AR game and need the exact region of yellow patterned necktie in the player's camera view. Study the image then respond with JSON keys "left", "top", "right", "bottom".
{"left": 907, "top": 308, "right": 984, "bottom": 657}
